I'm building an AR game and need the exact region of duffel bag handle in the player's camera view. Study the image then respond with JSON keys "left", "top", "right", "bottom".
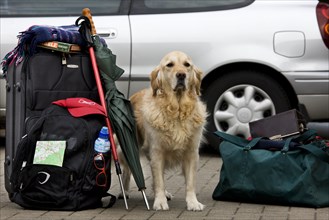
{"left": 293, "top": 129, "right": 317, "bottom": 143}
{"left": 293, "top": 129, "right": 329, "bottom": 163}
{"left": 298, "top": 144, "right": 329, "bottom": 163}
{"left": 244, "top": 137, "right": 263, "bottom": 150}
{"left": 214, "top": 131, "right": 329, "bottom": 163}
{"left": 214, "top": 131, "right": 265, "bottom": 150}
{"left": 214, "top": 131, "right": 249, "bottom": 147}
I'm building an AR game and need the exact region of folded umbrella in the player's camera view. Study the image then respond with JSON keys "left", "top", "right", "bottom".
{"left": 77, "top": 8, "right": 149, "bottom": 210}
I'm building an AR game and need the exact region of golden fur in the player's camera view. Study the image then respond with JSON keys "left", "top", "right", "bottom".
{"left": 120, "top": 51, "right": 207, "bottom": 211}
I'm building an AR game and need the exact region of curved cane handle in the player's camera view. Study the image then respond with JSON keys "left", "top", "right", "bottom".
{"left": 82, "top": 8, "right": 96, "bottom": 35}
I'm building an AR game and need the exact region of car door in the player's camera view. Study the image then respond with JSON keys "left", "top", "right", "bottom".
{"left": 0, "top": 0, "right": 131, "bottom": 96}
{"left": 127, "top": 0, "right": 256, "bottom": 97}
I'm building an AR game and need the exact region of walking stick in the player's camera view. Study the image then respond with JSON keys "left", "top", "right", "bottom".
{"left": 80, "top": 8, "right": 128, "bottom": 210}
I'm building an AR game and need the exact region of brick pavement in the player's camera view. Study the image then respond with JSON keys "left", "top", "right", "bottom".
{"left": 0, "top": 143, "right": 328, "bottom": 220}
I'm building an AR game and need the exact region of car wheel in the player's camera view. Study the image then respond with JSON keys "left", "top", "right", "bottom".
{"left": 203, "top": 70, "right": 293, "bottom": 152}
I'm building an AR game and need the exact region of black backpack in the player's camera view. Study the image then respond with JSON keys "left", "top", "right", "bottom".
{"left": 9, "top": 104, "right": 116, "bottom": 210}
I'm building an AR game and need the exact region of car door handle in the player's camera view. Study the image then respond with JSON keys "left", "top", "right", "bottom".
{"left": 98, "top": 28, "right": 117, "bottom": 39}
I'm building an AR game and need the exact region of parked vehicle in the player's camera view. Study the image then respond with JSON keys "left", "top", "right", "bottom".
{"left": 1, "top": 0, "right": 328, "bottom": 150}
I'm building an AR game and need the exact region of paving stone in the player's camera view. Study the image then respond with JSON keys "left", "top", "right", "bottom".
{"left": 0, "top": 146, "right": 328, "bottom": 220}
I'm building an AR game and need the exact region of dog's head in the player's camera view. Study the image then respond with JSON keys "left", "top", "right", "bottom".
{"left": 150, "top": 51, "right": 202, "bottom": 97}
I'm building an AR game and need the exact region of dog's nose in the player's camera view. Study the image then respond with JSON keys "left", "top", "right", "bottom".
{"left": 176, "top": 73, "right": 186, "bottom": 80}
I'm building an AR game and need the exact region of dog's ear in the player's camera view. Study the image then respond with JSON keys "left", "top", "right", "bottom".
{"left": 150, "top": 66, "right": 161, "bottom": 96}
{"left": 193, "top": 66, "right": 203, "bottom": 96}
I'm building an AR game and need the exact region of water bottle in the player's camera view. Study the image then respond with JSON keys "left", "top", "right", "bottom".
{"left": 94, "top": 126, "right": 110, "bottom": 155}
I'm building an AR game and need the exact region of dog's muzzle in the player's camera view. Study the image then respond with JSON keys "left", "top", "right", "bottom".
{"left": 174, "top": 73, "right": 186, "bottom": 91}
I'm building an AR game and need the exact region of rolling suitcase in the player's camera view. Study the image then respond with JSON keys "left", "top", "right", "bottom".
{"left": 4, "top": 46, "right": 99, "bottom": 196}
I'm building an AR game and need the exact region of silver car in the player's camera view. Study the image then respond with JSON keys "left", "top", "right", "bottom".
{"left": 1, "top": 0, "right": 328, "bottom": 149}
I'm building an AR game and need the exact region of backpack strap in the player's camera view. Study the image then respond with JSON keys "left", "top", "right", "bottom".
{"left": 102, "top": 193, "right": 116, "bottom": 208}
{"left": 10, "top": 116, "right": 47, "bottom": 190}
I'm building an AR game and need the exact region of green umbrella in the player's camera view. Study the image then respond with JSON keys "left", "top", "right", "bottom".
{"left": 93, "top": 35, "right": 148, "bottom": 195}
{"left": 77, "top": 9, "right": 149, "bottom": 210}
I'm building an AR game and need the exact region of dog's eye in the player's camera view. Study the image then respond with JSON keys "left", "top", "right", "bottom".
{"left": 184, "top": 62, "right": 191, "bottom": 67}
{"left": 166, "top": 62, "right": 174, "bottom": 68}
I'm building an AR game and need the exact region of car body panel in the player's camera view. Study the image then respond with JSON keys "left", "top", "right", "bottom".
{"left": 0, "top": 0, "right": 328, "bottom": 139}
{"left": 128, "top": 0, "right": 328, "bottom": 119}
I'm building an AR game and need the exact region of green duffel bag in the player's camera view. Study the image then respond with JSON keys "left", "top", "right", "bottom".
{"left": 212, "top": 130, "right": 329, "bottom": 208}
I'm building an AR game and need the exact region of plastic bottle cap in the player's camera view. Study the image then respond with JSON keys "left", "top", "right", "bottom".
{"left": 99, "top": 126, "right": 109, "bottom": 139}
{"left": 95, "top": 126, "right": 110, "bottom": 153}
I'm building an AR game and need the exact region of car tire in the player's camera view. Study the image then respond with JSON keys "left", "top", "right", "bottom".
{"left": 203, "top": 70, "right": 293, "bottom": 152}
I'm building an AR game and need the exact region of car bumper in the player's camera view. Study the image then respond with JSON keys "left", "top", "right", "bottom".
{"left": 298, "top": 95, "right": 329, "bottom": 120}
{"left": 284, "top": 71, "right": 329, "bottom": 120}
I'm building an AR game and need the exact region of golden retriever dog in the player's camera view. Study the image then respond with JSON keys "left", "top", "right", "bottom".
{"left": 120, "top": 51, "right": 208, "bottom": 211}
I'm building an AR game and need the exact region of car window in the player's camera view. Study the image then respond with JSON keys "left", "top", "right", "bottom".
{"left": 0, "top": 0, "right": 129, "bottom": 17}
{"left": 131, "top": 0, "right": 255, "bottom": 14}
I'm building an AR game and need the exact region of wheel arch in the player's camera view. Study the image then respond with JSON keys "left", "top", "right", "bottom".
{"left": 201, "top": 62, "right": 299, "bottom": 110}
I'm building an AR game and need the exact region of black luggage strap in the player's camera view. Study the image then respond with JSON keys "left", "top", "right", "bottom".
{"left": 102, "top": 193, "right": 116, "bottom": 208}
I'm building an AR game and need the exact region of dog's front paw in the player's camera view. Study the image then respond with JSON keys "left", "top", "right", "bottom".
{"left": 153, "top": 197, "right": 169, "bottom": 211}
{"left": 186, "top": 200, "right": 205, "bottom": 211}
